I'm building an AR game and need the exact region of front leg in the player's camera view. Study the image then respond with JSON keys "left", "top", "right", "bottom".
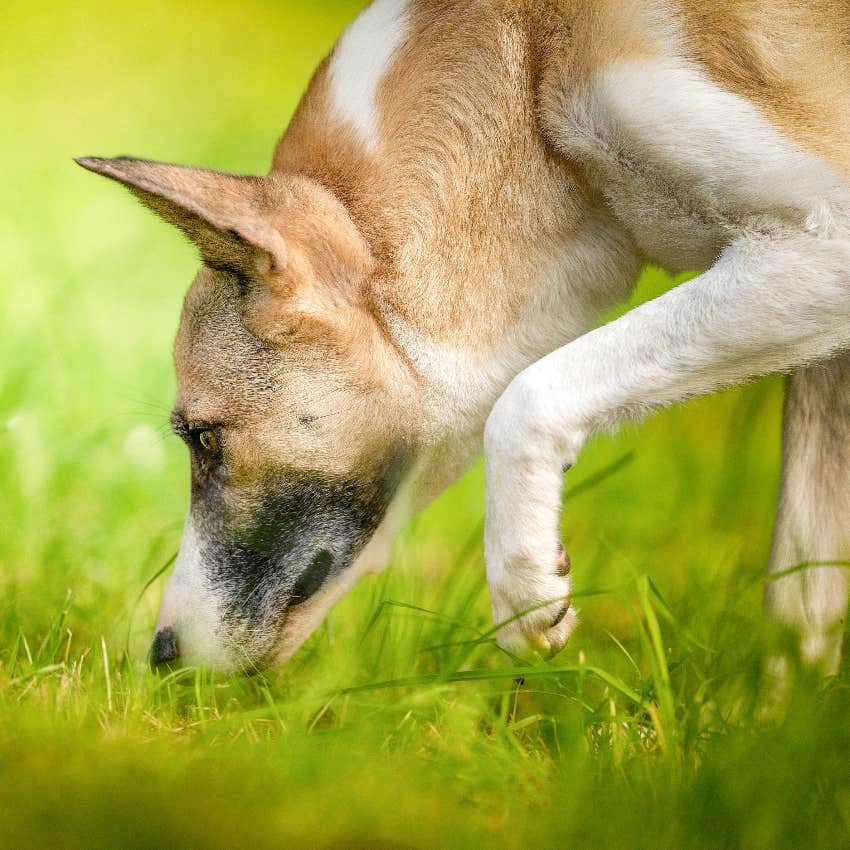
{"left": 484, "top": 405, "right": 580, "bottom": 655}
{"left": 485, "top": 226, "right": 850, "bottom": 656}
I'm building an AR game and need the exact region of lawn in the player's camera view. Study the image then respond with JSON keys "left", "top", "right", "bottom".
{"left": 2, "top": 2, "right": 849, "bottom": 848}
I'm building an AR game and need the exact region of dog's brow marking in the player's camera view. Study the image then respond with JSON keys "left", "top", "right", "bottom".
{"left": 329, "top": 0, "right": 409, "bottom": 152}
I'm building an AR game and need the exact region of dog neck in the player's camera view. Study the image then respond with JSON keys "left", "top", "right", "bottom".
{"left": 273, "top": 0, "right": 638, "bottom": 444}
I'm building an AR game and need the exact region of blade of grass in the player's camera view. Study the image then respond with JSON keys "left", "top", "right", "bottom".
{"left": 564, "top": 451, "right": 636, "bottom": 500}
{"left": 636, "top": 576, "right": 679, "bottom": 758}
{"left": 101, "top": 636, "right": 113, "bottom": 713}
{"left": 332, "top": 663, "right": 648, "bottom": 708}
{"left": 763, "top": 560, "right": 850, "bottom": 583}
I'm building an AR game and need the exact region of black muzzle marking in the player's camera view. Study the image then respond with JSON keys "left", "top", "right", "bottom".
{"left": 187, "top": 449, "right": 410, "bottom": 658}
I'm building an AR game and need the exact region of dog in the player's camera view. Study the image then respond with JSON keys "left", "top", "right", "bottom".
{"left": 77, "top": 0, "right": 850, "bottom": 674}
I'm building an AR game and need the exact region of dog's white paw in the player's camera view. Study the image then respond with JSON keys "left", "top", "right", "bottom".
{"left": 489, "top": 543, "right": 578, "bottom": 658}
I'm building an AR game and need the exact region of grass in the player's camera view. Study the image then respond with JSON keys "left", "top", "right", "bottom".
{"left": 2, "top": 2, "right": 849, "bottom": 848}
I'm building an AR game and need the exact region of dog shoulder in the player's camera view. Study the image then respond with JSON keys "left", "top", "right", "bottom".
{"left": 537, "top": 1, "right": 850, "bottom": 172}
{"left": 534, "top": 0, "right": 850, "bottom": 267}
{"left": 675, "top": 0, "right": 850, "bottom": 177}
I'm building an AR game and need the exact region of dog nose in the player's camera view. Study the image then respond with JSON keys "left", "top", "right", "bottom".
{"left": 149, "top": 626, "right": 180, "bottom": 667}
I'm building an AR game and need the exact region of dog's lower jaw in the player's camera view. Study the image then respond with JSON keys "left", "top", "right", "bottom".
{"left": 268, "top": 478, "right": 414, "bottom": 667}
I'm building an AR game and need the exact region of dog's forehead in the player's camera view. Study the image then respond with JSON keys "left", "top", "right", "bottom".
{"left": 171, "top": 267, "right": 402, "bottom": 479}
{"left": 174, "top": 268, "right": 282, "bottom": 419}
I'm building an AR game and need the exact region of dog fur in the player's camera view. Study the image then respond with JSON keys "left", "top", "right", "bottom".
{"left": 78, "top": 0, "right": 850, "bottom": 672}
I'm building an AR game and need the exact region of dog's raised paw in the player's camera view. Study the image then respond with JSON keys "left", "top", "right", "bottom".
{"left": 489, "top": 543, "right": 578, "bottom": 659}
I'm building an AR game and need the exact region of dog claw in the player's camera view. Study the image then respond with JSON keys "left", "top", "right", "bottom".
{"left": 550, "top": 601, "right": 571, "bottom": 629}
{"left": 556, "top": 542, "right": 571, "bottom": 577}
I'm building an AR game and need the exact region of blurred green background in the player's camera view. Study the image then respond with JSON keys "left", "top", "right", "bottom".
{"left": 1, "top": 2, "right": 848, "bottom": 849}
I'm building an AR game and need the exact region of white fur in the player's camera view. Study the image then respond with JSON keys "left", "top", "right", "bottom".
{"left": 160, "top": 492, "right": 414, "bottom": 672}
{"left": 553, "top": 56, "right": 846, "bottom": 271}
{"left": 485, "top": 57, "right": 850, "bottom": 656}
{"left": 157, "top": 517, "right": 230, "bottom": 669}
{"left": 329, "top": 0, "right": 409, "bottom": 152}
{"left": 384, "top": 216, "right": 637, "bottom": 655}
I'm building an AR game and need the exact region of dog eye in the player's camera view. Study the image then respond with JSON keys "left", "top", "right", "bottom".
{"left": 197, "top": 429, "right": 221, "bottom": 454}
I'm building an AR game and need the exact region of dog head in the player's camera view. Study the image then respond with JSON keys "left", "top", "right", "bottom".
{"left": 77, "top": 157, "right": 417, "bottom": 671}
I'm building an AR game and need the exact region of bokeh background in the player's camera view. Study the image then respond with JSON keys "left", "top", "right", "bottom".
{"left": 2, "top": 3, "right": 847, "bottom": 848}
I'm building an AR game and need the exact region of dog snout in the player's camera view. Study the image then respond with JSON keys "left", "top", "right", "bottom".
{"left": 149, "top": 626, "right": 180, "bottom": 668}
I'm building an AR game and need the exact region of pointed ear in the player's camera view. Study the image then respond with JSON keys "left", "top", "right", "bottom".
{"left": 75, "top": 156, "right": 287, "bottom": 275}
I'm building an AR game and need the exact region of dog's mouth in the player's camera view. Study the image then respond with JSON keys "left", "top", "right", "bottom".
{"left": 289, "top": 548, "right": 336, "bottom": 607}
{"left": 210, "top": 548, "right": 343, "bottom": 673}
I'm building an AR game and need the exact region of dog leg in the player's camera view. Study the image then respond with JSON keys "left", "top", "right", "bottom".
{"left": 766, "top": 354, "right": 850, "bottom": 675}
{"left": 485, "top": 229, "right": 850, "bottom": 656}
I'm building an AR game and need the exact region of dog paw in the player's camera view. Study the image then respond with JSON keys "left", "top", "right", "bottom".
{"left": 489, "top": 542, "right": 578, "bottom": 658}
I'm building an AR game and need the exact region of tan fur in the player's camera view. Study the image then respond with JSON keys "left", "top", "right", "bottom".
{"left": 79, "top": 0, "right": 850, "bottom": 669}
{"left": 167, "top": 0, "right": 850, "bottom": 612}
{"left": 767, "top": 353, "right": 850, "bottom": 672}
{"left": 165, "top": 173, "right": 417, "bottom": 484}
{"left": 676, "top": 0, "right": 850, "bottom": 176}
{"left": 275, "top": 1, "right": 594, "bottom": 350}
{"left": 84, "top": 0, "right": 850, "bottom": 475}
{"left": 276, "top": 0, "right": 850, "bottom": 359}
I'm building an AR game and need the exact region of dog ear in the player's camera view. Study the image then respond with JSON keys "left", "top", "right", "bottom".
{"left": 234, "top": 177, "right": 377, "bottom": 347}
{"left": 75, "top": 156, "right": 287, "bottom": 276}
